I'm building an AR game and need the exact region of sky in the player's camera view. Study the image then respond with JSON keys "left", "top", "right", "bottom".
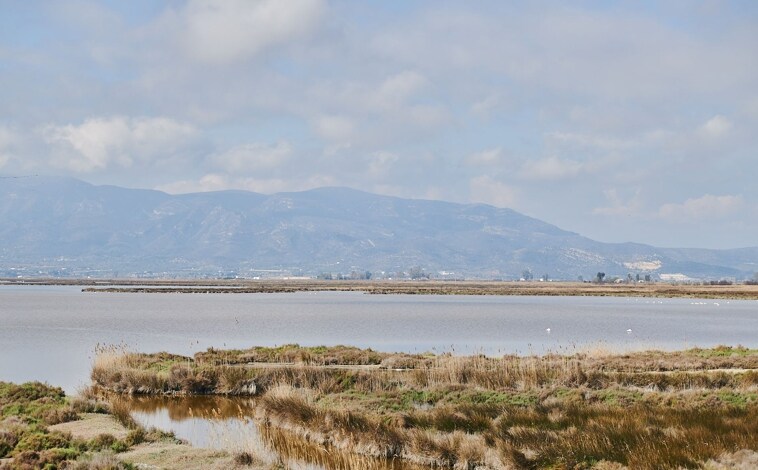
{"left": 0, "top": 1, "right": 756, "bottom": 249}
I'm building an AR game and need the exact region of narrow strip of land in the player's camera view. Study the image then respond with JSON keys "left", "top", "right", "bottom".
{"left": 21, "top": 279, "right": 756, "bottom": 299}
{"left": 5, "top": 277, "right": 758, "bottom": 299}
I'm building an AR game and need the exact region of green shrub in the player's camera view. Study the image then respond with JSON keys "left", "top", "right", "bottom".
{"left": 0, "top": 429, "right": 19, "bottom": 457}
{"left": 42, "top": 406, "right": 79, "bottom": 425}
{"left": 124, "top": 428, "right": 145, "bottom": 447}
{"left": 13, "top": 430, "right": 72, "bottom": 453}
{"left": 88, "top": 433, "right": 116, "bottom": 451}
{"left": 110, "top": 440, "right": 129, "bottom": 453}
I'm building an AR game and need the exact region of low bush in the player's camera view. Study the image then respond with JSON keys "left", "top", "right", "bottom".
{"left": 13, "top": 430, "right": 73, "bottom": 453}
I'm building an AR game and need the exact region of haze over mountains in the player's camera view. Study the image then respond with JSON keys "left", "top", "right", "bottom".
{"left": 1, "top": 176, "right": 756, "bottom": 280}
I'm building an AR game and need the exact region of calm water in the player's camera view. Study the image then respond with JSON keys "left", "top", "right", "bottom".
{"left": 120, "top": 394, "right": 423, "bottom": 469}
{"left": 2, "top": 285, "right": 757, "bottom": 393}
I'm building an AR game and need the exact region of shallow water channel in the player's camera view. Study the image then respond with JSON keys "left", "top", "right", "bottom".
{"left": 119, "top": 394, "right": 423, "bottom": 470}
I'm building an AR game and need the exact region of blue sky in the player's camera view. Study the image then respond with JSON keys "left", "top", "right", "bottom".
{"left": 1, "top": 0, "right": 756, "bottom": 249}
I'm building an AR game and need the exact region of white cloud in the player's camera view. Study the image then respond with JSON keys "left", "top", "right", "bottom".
{"left": 0, "top": 126, "right": 15, "bottom": 147}
{"left": 593, "top": 189, "right": 642, "bottom": 216}
{"left": 519, "top": 156, "right": 582, "bottom": 180}
{"left": 470, "top": 93, "right": 503, "bottom": 117}
{"left": 465, "top": 148, "right": 502, "bottom": 166}
{"left": 314, "top": 115, "right": 355, "bottom": 142}
{"left": 212, "top": 141, "right": 292, "bottom": 172}
{"left": 658, "top": 194, "right": 743, "bottom": 221}
{"left": 156, "top": 173, "right": 335, "bottom": 194}
{"left": 156, "top": 173, "right": 230, "bottom": 193}
{"left": 0, "top": 126, "right": 16, "bottom": 169}
{"left": 323, "top": 142, "right": 352, "bottom": 157}
{"left": 44, "top": 118, "right": 131, "bottom": 171}
{"left": 405, "top": 104, "right": 450, "bottom": 130}
{"left": 469, "top": 175, "right": 518, "bottom": 208}
{"left": 43, "top": 116, "right": 196, "bottom": 172}
{"left": 699, "top": 114, "right": 732, "bottom": 139}
{"left": 546, "top": 131, "right": 633, "bottom": 151}
{"left": 368, "top": 151, "right": 398, "bottom": 177}
{"left": 301, "top": 70, "right": 449, "bottom": 150}
{"left": 743, "top": 96, "right": 758, "bottom": 119}
{"left": 177, "top": 0, "right": 324, "bottom": 64}
{"left": 371, "top": 71, "right": 428, "bottom": 110}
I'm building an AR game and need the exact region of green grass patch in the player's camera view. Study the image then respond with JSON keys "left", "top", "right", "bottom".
{"left": 715, "top": 390, "right": 758, "bottom": 408}
{"left": 592, "top": 388, "right": 645, "bottom": 406}
{"left": 690, "top": 345, "right": 758, "bottom": 358}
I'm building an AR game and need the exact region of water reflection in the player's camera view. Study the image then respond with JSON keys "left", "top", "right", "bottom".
{"left": 118, "top": 395, "right": 421, "bottom": 470}
{"left": 119, "top": 395, "right": 258, "bottom": 450}
{"left": 262, "top": 425, "right": 421, "bottom": 470}
{"left": 123, "top": 395, "right": 256, "bottom": 421}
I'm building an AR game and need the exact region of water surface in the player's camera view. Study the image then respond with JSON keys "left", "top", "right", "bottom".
{"left": 1, "top": 285, "right": 756, "bottom": 392}
{"left": 121, "top": 394, "right": 421, "bottom": 469}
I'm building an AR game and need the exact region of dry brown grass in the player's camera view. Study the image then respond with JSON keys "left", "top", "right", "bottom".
{"left": 253, "top": 383, "right": 758, "bottom": 469}
{"left": 93, "top": 344, "right": 758, "bottom": 468}
{"left": 196, "top": 344, "right": 388, "bottom": 366}
{"left": 92, "top": 344, "right": 758, "bottom": 397}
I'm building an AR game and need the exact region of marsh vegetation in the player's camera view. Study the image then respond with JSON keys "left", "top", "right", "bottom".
{"left": 91, "top": 344, "right": 758, "bottom": 469}
{"left": 0, "top": 381, "right": 143, "bottom": 469}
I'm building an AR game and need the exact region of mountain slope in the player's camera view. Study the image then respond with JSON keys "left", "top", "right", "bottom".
{"left": 0, "top": 177, "right": 755, "bottom": 279}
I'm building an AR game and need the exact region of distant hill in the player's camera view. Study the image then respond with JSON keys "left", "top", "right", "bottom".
{"left": 1, "top": 176, "right": 756, "bottom": 280}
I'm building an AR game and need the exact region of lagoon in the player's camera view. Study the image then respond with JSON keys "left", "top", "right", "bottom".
{"left": 1, "top": 285, "right": 757, "bottom": 392}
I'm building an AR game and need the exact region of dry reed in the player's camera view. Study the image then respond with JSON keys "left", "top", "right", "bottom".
{"left": 91, "top": 344, "right": 758, "bottom": 469}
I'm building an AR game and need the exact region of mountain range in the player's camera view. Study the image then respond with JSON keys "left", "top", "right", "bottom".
{"left": 1, "top": 176, "right": 756, "bottom": 280}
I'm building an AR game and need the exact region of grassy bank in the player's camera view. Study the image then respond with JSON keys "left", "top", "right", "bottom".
{"left": 0, "top": 381, "right": 136, "bottom": 469}
{"left": 0, "top": 381, "right": 198, "bottom": 470}
{"left": 92, "top": 345, "right": 758, "bottom": 469}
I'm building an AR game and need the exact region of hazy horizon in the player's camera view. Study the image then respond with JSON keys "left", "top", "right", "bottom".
{"left": 5, "top": 174, "right": 758, "bottom": 254}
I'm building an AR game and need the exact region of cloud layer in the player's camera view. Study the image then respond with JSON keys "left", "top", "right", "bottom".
{"left": 43, "top": 116, "right": 197, "bottom": 172}
{"left": 0, "top": 1, "right": 756, "bottom": 248}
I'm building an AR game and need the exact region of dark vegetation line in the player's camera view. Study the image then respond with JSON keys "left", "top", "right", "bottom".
{"left": 5, "top": 278, "right": 758, "bottom": 299}
{"left": 82, "top": 281, "right": 758, "bottom": 299}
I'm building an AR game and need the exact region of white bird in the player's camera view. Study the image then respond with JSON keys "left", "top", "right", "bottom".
{"left": 545, "top": 328, "right": 551, "bottom": 333}
{"left": 626, "top": 329, "right": 633, "bottom": 334}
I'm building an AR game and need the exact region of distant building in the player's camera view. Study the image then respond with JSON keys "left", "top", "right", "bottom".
{"left": 659, "top": 273, "right": 697, "bottom": 283}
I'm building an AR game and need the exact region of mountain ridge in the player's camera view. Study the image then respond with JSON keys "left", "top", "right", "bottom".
{"left": 1, "top": 176, "right": 756, "bottom": 280}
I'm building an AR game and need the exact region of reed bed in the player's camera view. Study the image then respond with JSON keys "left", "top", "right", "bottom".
{"left": 92, "top": 344, "right": 758, "bottom": 396}
{"left": 92, "top": 344, "right": 758, "bottom": 469}
{"left": 253, "top": 384, "right": 758, "bottom": 469}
